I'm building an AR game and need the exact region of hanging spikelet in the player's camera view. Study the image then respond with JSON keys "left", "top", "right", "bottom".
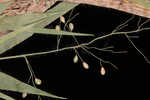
{"left": 22, "top": 92, "right": 27, "bottom": 98}
{"left": 60, "top": 16, "right": 66, "bottom": 23}
{"left": 35, "top": 78, "right": 42, "bottom": 85}
{"left": 55, "top": 25, "right": 61, "bottom": 31}
{"left": 73, "top": 54, "right": 78, "bottom": 63}
{"left": 100, "top": 67, "right": 106, "bottom": 75}
{"left": 82, "top": 61, "right": 89, "bottom": 69}
{"left": 69, "top": 23, "right": 74, "bottom": 31}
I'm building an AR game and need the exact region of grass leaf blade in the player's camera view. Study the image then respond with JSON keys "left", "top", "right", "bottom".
{"left": 0, "top": 72, "right": 66, "bottom": 99}
{"left": 0, "top": 92, "right": 15, "bottom": 100}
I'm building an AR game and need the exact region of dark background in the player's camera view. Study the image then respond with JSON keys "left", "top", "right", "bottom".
{"left": 0, "top": 4, "right": 150, "bottom": 100}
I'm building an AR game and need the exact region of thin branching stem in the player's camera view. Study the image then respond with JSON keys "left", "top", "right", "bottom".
{"left": 86, "top": 46, "right": 128, "bottom": 54}
{"left": 24, "top": 56, "right": 36, "bottom": 78}
{"left": 80, "top": 46, "right": 118, "bottom": 69}
{"left": 112, "top": 15, "right": 135, "bottom": 33}
{"left": 0, "top": 26, "right": 149, "bottom": 61}
{"left": 125, "top": 34, "right": 150, "bottom": 64}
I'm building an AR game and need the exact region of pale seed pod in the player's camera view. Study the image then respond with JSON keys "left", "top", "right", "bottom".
{"left": 73, "top": 55, "right": 78, "bottom": 63}
{"left": 82, "top": 61, "right": 89, "bottom": 69}
{"left": 100, "top": 67, "right": 106, "bottom": 75}
{"left": 22, "top": 92, "right": 27, "bottom": 98}
{"left": 35, "top": 78, "right": 42, "bottom": 85}
{"left": 60, "top": 16, "right": 65, "bottom": 23}
{"left": 69, "top": 23, "right": 74, "bottom": 31}
{"left": 55, "top": 25, "right": 61, "bottom": 31}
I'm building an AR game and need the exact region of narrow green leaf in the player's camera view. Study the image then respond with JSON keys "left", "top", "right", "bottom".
{"left": 0, "top": 18, "right": 45, "bottom": 53}
{"left": 0, "top": 1, "right": 12, "bottom": 14}
{"left": 0, "top": 23, "right": 18, "bottom": 30}
{"left": 0, "top": 72, "right": 66, "bottom": 99}
{"left": 29, "top": 28, "right": 93, "bottom": 36}
{"left": 0, "top": 24, "right": 93, "bottom": 36}
{"left": 1, "top": 13, "right": 47, "bottom": 26}
{"left": 0, "top": 92, "right": 15, "bottom": 100}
